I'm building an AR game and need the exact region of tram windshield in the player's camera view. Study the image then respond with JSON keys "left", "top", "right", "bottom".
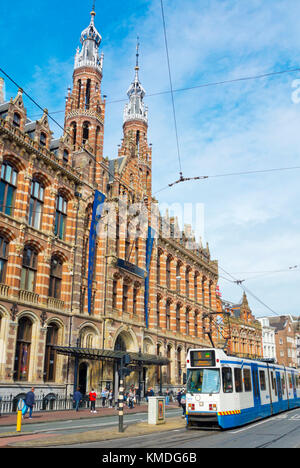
{"left": 187, "top": 368, "right": 221, "bottom": 394}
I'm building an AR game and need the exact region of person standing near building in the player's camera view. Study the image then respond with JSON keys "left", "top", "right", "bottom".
{"left": 23, "top": 387, "right": 35, "bottom": 419}
{"left": 108, "top": 390, "right": 113, "bottom": 408}
{"left": 89, "top": 388, "right": 97, "bottom": 413}
{"left": 73, "top": 388, "right": 83, "bottom": 412}
{"left": 101, "top": 388, "right": 108, "bottom": 408}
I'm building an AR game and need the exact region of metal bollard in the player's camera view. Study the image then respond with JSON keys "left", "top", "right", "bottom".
{"left": 16, "top": 399, "right": 25, "bottom": 432}
{"left": 118, "top": 378, "right": 124, "bottom": 433}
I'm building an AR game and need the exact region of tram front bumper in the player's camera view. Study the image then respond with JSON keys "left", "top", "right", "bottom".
{"left": 187, "top": 412, "right": 218, "bottom": 423}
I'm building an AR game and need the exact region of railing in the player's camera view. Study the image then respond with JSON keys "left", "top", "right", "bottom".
{"left": 0, "top": 394, "right": 149, "bottom": 415}
{"left": 47, "top": 297, "right": 65, "bottom": 311}
{"left": 19, "top": 289, "right": 39, "bottom": 304}
{"left": 0, "top": 283, "right": 9, "bottom": 298}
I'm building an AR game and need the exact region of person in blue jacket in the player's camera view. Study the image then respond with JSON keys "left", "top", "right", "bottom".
{"left": 73, "top": 388, "right": 83, "bottom": 411}
{"left": 23, "top": 387, "right": 35, "bottom": 419}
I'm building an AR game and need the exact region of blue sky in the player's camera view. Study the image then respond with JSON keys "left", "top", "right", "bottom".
{"left": 1, "top": 0, "right": 300, "bottom": 317}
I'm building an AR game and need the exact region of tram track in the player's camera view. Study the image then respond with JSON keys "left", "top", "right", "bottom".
{"left": 255, "top": 424, "right": 300, "bottom": 449}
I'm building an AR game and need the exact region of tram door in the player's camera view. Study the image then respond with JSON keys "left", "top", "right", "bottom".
{"left": 251, "top": 364, "right": 261, "bottom": 414}
{"left": 276, "top": 372, "right": 283, "bottom": 402}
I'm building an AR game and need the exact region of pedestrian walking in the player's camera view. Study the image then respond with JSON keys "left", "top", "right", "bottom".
{"left": 128, "top": 389, "right": 134, "bottom": 409}
{"left": 165, "top": 388, "right": 170, "bottom": 406}
{"left": 135, "top": 387, "right": 141, "bottom": 405}
{"left": 108, "top": 390, "right": 113, "bottom": 408}
{"left": 101, "top": 388, "right": 108, "bottom": 407}
{"left": 180, "top": 389, "right": 186, "bottom": 418}
{"left": 23, "top": 387, "right": 35, "bottom": 419}
{"left": 89, "top": 388, "right": 97, "bottom": 413}
{"left": 73, "top": 388, "right": 83, "bottom": 412}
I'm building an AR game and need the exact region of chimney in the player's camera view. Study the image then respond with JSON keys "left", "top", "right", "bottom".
{"left": 0, "top": 77, "right": 5, "bottom": 104}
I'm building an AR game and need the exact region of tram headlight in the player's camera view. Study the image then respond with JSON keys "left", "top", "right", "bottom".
{"left": 209, "top": 404, "right": 217, "bottom": 411}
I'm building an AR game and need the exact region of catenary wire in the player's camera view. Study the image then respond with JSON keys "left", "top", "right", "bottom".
{"left": 0, "top": 67, "right": 136, "bottom": 196}
{"left": 218, "top": 264, "right": 282, "bottom": 317}
{"left": 28, "top": 66, "right": 300, "bottom": 118}
{"left": 160, "top": 0, "right": 183, "bottom": 177}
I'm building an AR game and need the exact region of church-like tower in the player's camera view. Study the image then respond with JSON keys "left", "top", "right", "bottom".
{"left": 64, "top": 6, "right": 106, "bottom": 187}
{"left": 117, "top": 41, "right": 152, "bottom": 202}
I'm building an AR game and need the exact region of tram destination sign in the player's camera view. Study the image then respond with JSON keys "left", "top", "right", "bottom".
{"left": 190, "top": 350, "right": 216, "bottom": 367}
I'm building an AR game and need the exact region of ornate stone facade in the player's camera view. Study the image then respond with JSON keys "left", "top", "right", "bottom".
{"left": 0, "top": 7, "right": 264, "bottom": 401}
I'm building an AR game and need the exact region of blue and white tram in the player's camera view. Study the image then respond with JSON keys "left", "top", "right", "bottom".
{"left": 186, "top": 348, "right": 300, "bottom": 430}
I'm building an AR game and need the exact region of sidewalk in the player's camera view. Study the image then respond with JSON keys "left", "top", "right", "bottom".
{"left": 0, "top": 402, "right": 183, "bottom": 448}
{"left": 1, "top": 402, "right": 177, "bottom": 427}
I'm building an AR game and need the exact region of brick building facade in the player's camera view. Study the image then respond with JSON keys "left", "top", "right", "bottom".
{"left": 0, "top": 7, "right": 268, "bottom": 402}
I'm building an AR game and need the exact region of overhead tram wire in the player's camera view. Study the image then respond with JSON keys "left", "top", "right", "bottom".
{"left": 28, "top": 66, "right": 300, "bottom": 119}
{"left": 160, "top": 0, "right": 183, "bottom": 179}
{"left": 217, "top": 264, "right": 282, "bottom": 318}
{"left": 0, "top": 67, "right": 137, "bottom": 196}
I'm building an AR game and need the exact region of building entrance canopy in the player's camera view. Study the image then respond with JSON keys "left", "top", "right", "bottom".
{"left": 54, "top": 346, "right": 170, "bottom": 367}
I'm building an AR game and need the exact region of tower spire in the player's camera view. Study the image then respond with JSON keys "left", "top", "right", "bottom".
{"left": 74, "top": 4, "right": 103, "bottom": 72}
{"left": 123, "top": 40, "right": 148, "bottom": 125}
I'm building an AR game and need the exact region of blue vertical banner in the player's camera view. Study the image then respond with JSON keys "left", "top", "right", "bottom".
{"left": 88, "top": 190, "right": 106, "bottom": 315}
{"left": 144, "top": 226, "right": 155, "bottom": 328}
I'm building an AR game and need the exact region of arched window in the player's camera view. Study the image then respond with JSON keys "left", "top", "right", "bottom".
{"left": 122, "top": 284, "right": 129, "bottom": 313}
{"left": 166, "top": 257, "right": 171, "bottom": 289}
{"left": 85, "top": 79, "right": 91, "bottom": 110}
{"left": 49, "top": 256, "right": 63, "bottom": 299}
{"left": 43, "top": 323, "right": 59, "bottom": 382}
{"left": 157, "top": 252, "right": 161, "bottom": 285}
{"left": 194, "top": 273, "right": 198, "bottom": 302}
{"left": 166, "top": 300, "right": 171, "bottom": 330}
{"left": 29, "top": 179, "right": 44, "bottom": 229}
{"left": 176, "top": 262, "right": 181, "bottom": 293}
{"left": 54, "top": 193, "right": 67, "bottom": 240}
{"left": 202, "top": 277, "right": 206, "bottom": 305}
{"left": 186, "top": 309, "right": 190, "bottom": 335}
{"left": 157, "top": 296, "right": 160, "bottom": 327}
{"left": 0, "top": 162, "right": 18, "bottom": 216}
{"left": 71, "top": 122, "right": 77, "bottom": 147}
{"left": 20, "top": 247, "right": 38, "bottom": 292}
{"left": 167, "top": 345, "right": 171, "bottom": 383}
{"left": 86, "top": 334, "right": 94, "bottom": 349}
{"left": 14, "top": 317, "right": 32, "bottom": 381}
{"left": 77, "top": 79, "right": 82, "bottom": 109}
{"left": 0, "top": 236, "right": 8, "bottom": 283}
{"left": 194, "top": 311, "right": 199, "bottom": 337}
{"left": 112, "top": 279, "right": 118, "bottom": 309}
{"left": 95, "top": 126, "right": 100, "bottom": 154}
{"left": 82, "top": 121, "right": 89, "bottom": 144}
{"left": 115, "top": 334, "right": 127, "bottom": 352}
{"left": 176, "top": 304, "right": 181, "bottom": 333}
{"left": 185, "top": 267, "right": 190, "bottom": 298}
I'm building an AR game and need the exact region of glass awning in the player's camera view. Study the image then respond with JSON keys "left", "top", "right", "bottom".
{"left": 54, "top": 346, "right": 170, "bottom": 366}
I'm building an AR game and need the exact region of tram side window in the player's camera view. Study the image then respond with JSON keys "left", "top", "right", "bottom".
{"left": 282, "top": 375, "right": 286, "bottom": 394}
{"left": 271, "top": 372, "right": 277, "bottom": 396}
{"left": 243, "top": 368, "right": 252, "bottom": 392}
{"left": 234, "top": 368, "right": 243, "bottom": 393}
{"left": 222, "top": 367, "right": 233, "bottom": 393}
{"left": 259, "top": 370, "right": 266, "bottom": 391}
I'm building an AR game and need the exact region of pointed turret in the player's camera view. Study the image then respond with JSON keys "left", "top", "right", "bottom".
{"left": 123, "top": 39, "right": 148, "bottom": 126}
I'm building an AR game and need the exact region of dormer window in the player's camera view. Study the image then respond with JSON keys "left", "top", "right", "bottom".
{"left": 13, "top": 112, "right": 21, "bottom": 128}
{"left": 63, "top": 150, "right": 69, "bottom": 164}
{"left": 40, "top": 132, "right": 47, "bottom": 147}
